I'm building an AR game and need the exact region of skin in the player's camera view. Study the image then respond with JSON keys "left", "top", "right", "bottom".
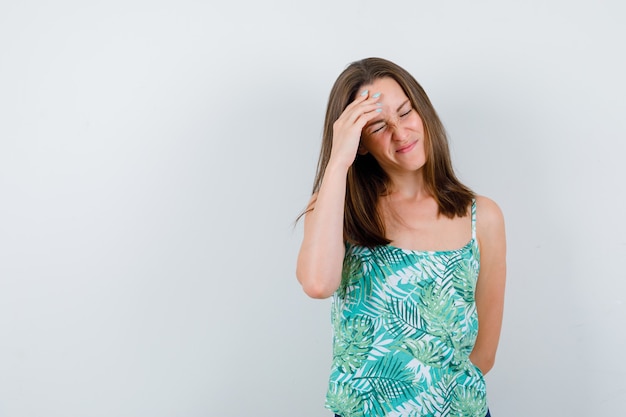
{"left": 296, "top": 77, "right": 506, "bottom": 375}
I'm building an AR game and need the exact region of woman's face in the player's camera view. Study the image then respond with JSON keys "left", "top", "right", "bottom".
{"left": 359, "top": 77, "right": 426, "bottom": 176}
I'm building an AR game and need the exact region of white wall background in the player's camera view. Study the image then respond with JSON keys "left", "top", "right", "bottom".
{"left": 1, "top": 1, "right": 624, "bottom": 416}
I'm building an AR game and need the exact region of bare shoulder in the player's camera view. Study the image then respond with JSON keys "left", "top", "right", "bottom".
{"left": 475, "top": 195, "right": 504, "bottom": 226}
{"left": 474, "top": 195, "right": 506, "bottom": 246}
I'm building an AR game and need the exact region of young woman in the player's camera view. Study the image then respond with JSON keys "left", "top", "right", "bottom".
{"left": 296, "top": 58, "right": 506, "bottom": 417}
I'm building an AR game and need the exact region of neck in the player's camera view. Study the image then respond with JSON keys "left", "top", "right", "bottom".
{"left": 386, "top": 169, "right": 429, "bottom": 200}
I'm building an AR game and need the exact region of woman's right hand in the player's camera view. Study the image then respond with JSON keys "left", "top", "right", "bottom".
{"left": 297, "top": 89, "right": 382, "bottom": 299}
{"left": 329, "top": 89, "right": 382, "bottom": 169}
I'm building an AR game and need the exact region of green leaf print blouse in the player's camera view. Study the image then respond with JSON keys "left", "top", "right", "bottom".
{"left": 326, "top": 200, "right": 487, "bottom": 417}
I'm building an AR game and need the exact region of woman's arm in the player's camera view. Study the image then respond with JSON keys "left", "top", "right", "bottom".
{"left": 470, "top": 196, "right": 507, "bottom": 375}
{"left": 296, "top": 90, "right": 382, "bottom": 299}
{"left": 296, "top": 164, "right": 348, "bottom": 299}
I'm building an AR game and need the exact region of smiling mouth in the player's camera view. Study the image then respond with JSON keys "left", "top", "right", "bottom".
{"left": 396, "top": 140, "right": 418, "bottom": 153}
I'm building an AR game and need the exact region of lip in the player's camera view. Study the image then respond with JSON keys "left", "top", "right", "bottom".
{"left": 396, "top": 140, "right": 418, "bottom": 154}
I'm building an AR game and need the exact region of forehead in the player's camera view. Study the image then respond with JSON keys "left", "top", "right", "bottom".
{"left": 362, "top": 77, "right": 408, "bottom": 101}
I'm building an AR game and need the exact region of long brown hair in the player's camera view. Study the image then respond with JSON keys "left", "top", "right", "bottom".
{"left": 309, "top": 57, "right": 474, "bottom": 247}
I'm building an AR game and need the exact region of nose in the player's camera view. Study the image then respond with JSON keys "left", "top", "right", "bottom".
{"left": 389, "top": 119, "right": 409, "bottom": 142}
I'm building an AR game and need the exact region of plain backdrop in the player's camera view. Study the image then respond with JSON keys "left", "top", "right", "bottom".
{"left": 1, "top": 1, "right": 625, "bottom": 416}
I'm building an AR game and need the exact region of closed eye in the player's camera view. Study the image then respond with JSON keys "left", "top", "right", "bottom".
{"left": 371, "top": 124, "right": 386, "bottom": 134}
{"left": 400, "top": 108, "right": 412, "bottom": 117}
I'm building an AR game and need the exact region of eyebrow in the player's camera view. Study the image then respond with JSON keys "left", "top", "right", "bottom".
{"left": 365, "top": 99, "right": 411, "bottom": 129}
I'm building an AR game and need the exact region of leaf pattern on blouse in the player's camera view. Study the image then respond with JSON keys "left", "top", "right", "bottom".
{"left": 327, "top": 200, "right": 487, "bottom": 417}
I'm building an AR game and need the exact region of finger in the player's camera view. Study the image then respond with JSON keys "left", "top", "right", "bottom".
{"left": 343, "top": 89, "right": 380, "bottom": 112}
{"left": 355, "top": 98, "right": 383, "bottom": 119}
{"left": 353, "top": 105, "right": 384, "bottom": 129}
{"left": 342, "top": 98, "right": 382, "bottom": 125}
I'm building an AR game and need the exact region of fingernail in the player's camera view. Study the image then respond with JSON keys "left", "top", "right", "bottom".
{"left": 376, "top": 102, "right": 383, "bottom": 106}
{"left": 372, "top": 92, "right": 381, "bottom": 98}
{"left": 376, "top": 108, "right": 383, "bottom": 112}
{"left": 360, "top": 90, "right": 369, "bottom": 96}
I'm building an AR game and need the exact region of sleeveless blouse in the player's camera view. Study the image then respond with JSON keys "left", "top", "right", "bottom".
{"left": 326, "top": 200, "right": 487, "bottom": 417}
